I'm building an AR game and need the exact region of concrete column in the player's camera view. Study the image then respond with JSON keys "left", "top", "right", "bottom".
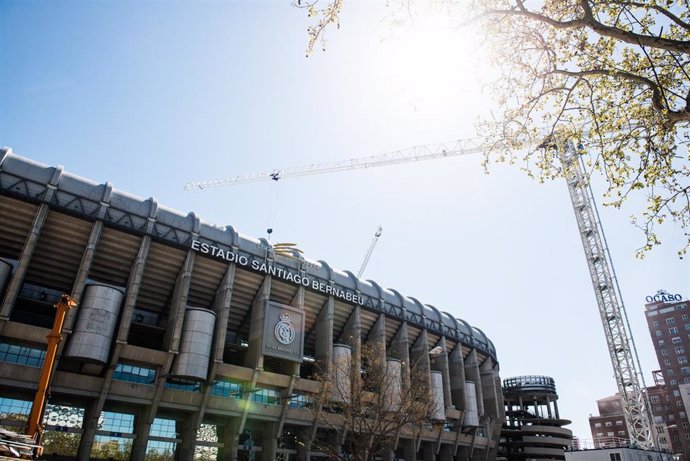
{"left": 449, "top": 344, "right": 466, "bottom": 412}
{"left": 244, "top": 274, "right": 271, "bottom": 369}
{"left": 178, "top": 414, "right": 198, "bottom": 461}
{"left": 411, "top": 330, "right": 431, "bottom": 388}
{"left": 262, "top": 422, "right": 277, "bottom": 461}
{"left": 340, "top": 305, "right": 361, "bottom": 387}
{"left": 432, "top": 338, "right": 453, "bottom": 410}
{"left": 296, "top": 435, "right": 311, "bottom": 461}
{"left": 402, "top": 438, "right": 416, "bottom": 461}
{"left": 65, "top": 184, "right": 115, "bottom": 331}
{"left": 423, "top": 441, "right": 436, "bottom": 461}
{"left": 464, "top": 350, "right": 484, "bottom": 415}
{"left": 390, "top": 322, "right": 410, "bottom": 390}
{"left": 65, "top": 220, "right": 104, "bottom": 330}
{"left": 479, "top": 359, "right": 499, "bottom": 420}
{"left": 131, "top": 406, "right": 154, "bottom": 461}
{"left": 76, "top": 399, "right": 101, "bottom": 460}
{"left": 76, "top": 234, "right": 151, "bottom": 460}
{"left": 190, "top": 263, "right": 237, "bottom": 443}
{"left": 219, "top": 419, "right": 240, "bottom": 461}
{"left": 382, "top": 447, "right": 394, "bottom": 461}
{"left": 163, "top": 250, "right": 196, "bottom": 352}
{"left": 0, "top": 203, "right": 50, "bottom": 321}
{"left": 314, "top": 296, "right": 334, "bottom": 375}
{"left": 368, "top": 313, "right": 387, "bottom": 375}
{"left": 132, "top": 247, "right": 196, "bottom": 461}
{"left": 438, "top": 444, "right": 454, "bottom": 461}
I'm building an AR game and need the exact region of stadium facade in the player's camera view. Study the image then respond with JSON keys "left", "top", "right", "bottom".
{"left": 0, "top": 148, "right": 503, "bottom": 461}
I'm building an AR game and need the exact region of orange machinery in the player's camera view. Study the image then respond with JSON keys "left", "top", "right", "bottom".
{"left": 25, "top": 294, "right": 77, "bottom": 456}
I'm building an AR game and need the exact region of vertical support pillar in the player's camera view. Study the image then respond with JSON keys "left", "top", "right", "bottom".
{"left": 296, "top": 434, "right": 311, "bottom": 461}
{"left": 314, "top": 296, "right": 334, "bottom": 375}
{"left": 368, "top": 313, "right": 387, "bottom": 375}
{"left": 65, "top": 183, "right": 114, "bottom": 331}
{"left": 178, "top": 414, "right": 198, "bottom": 461}
{"left": 131, "top": 246, "right": 196, "bottom": 461}
{"left": 479, "top": 359, "right": 499, "bottom": 420}
{"left": 464, "top": 350, "right": 484, "bottom": 415}
{"left": 449, "top": 345, "right": 466, "bottom": 413}
{"left": 402, "top": 439, "right": 416, "bottom": 461}
{"left": 262, "top": 422, "right": 277, "bottom": 461}
{"left": 76, "top": 234, "right": 151, "bottom": 460}
{"left": 432, "top": 337, "right": 453, "bottom": 410}
{"left": 423, "top": 441, "right": 436, "bottom": 461}
{"left": 244, "top": 274, "right": 271, "bottom": 369}
{"left": 0, "top": 203, "right": 50, "bottom": 322}
{"left": 219, "top": 418, "right": 240, "bottom": 461}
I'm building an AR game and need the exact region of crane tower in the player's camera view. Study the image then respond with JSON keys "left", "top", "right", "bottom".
{"left": 559, "top": 141, "right": 654, "bottom": 447}
{"left": 186, "top": 139, "right": 655, "bottom": 447}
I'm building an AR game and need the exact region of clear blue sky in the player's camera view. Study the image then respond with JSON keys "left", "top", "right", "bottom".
{"left": 1, "top": 0, "right": 688, "bottom": 441}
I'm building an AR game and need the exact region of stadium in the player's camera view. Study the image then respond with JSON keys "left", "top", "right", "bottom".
{"left": 0, "top": 148, "right": 503, "bottom": 461}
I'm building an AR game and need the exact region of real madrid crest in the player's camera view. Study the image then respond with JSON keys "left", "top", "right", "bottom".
{"left": 274, "top": 312, "right": 296, "bottom": 345}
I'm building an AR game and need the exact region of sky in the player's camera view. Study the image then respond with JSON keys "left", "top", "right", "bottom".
{"left": 1, "top": 0, "right": 688, "bottom": 442}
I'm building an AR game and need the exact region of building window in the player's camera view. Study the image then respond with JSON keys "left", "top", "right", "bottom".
{"left": 165, "top": 381, "right": 201, "bottom": 393}
{"left": 671, "top": 380, "right": 678, "bottom": 385}
{"left": 0, "top": 342, "right": 46, "bottom": 368}
{"left": 113, "top": 363, "right": 156, "bottom": 385}
{"left": 251, "top": 388, "right": 280, "bottom": 405}
{"left": 668, "top": 318, "right": 677, "bottom": 325}
{"left": 595, "top": 422, "right": 602, "bottom": 428}
{"left": 685, "top": 324, "right": 690, "bottom": 331}
{"left": 288, "top": 394, "right": 313, "bottom": 408}
{"left": 605, "top": 421, "right": 613, "bottom": 427}
{"left": 678, "top": 401, "right": 684, "bottom": 407}
{"left": 676, "top": 346, "right": 686, "bottom": 354}
{"left": 666, "top": 359, "right": 672, "bottom": 366}
{"left": 662, "top": 349, "right": 669, "bottom": 356}
{"left": 100, "top": 411, "right": 135, "bottom": 433}
{"left": 669, "top": 414, "right": 676, "bottom": 421}
{"left": 211, "top": 380, "right": 243, "bottom": 399}
{"left": 674, "top": 390, "right": 681, "bottom": 397}
{"left": 651, "top": 396, "right": 660, "bottom": 403}
{"left": 668, "top": 369, "right": 675, "bottom": 376}
{"left": 607, "top": 432, "right": 615, "bottom": 437}
{"left": 670, "top": 327, "right": 679, "bottom": 334}
{"left": 617, "top": 431, "right": 626, "bottom": 436}
{"left": 683, "top": 422, "right": 689, "bottom": 429}
{"left": 682, "top": 367, "right": 690, "bottom": 375}
{"left": 681, "top": 412, "right": 687, "bottom": 419}
{"left": 609, "top": 453, "right": 622, "bottom": 461}
{"left": 673, "top": 337, "right": 683, "bottom": 344}
{"left": 150, "top": 418, "right": 177, "bottom": 438}
{"left": 680, "top": 356, "right": 688, "bottom": 364}
{"left": 683, "top": 314, "right": 689, "bottom": 321}
{"left": 654, "top": 320, "right": 660, "bottom": 327}
{"left": 597, "top": 432, "right": 604, "bottom": 437}
{"left": 616, "top": 420, "right": 623, "bottom": 426}
{"left": 657, "top": 330, "right": 664, "bottom": 337}
{"left": 659, "top": 340, "right": 666, "bottom": 346}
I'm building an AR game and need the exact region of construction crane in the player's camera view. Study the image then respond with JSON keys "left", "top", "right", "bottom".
{"left": 183, "top": 139, "right": 485, "bottom": 190}
{"left": 186, "top": 138, "right": 655, "bottom": 448}
{"left": 558, "top": 141, "right": 654, "bottom": 447}
{"left": 358, "top": 226, "right": 383, "bottom": 278}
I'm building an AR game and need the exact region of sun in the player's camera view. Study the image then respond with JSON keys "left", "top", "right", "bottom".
{"left": 377, "top": 10, "right": 496, "bottom": 121}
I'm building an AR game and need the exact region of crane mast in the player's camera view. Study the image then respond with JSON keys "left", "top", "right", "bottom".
{"left": 559, "top": 142, "right": 654, "bottom": 448}
{"left": 358, "top": 226, "right": 383, "bottom": 278}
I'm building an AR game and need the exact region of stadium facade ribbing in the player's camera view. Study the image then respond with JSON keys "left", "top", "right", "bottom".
{"left": 0, "top": 148, "right": 503, "bottom": 461}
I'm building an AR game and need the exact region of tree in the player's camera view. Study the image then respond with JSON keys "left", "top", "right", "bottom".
{"left": 307, "top": 344, "right": 440, "bottom": 461}
{"left": 298, "top": 0, "right": 690, "bottom": 257}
